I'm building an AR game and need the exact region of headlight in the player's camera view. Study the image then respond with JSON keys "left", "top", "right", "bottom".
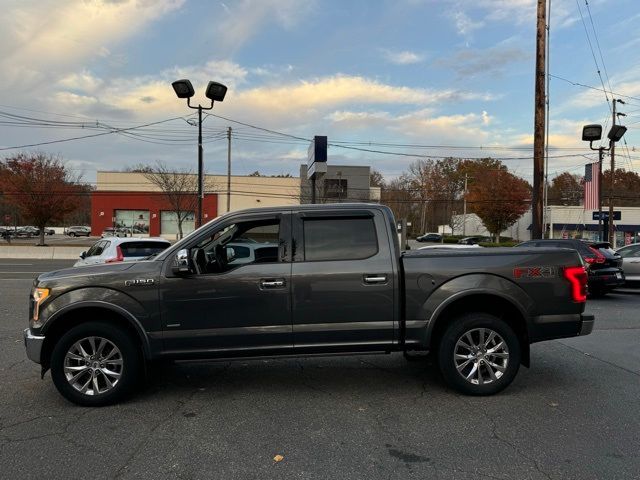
{"left": 32, "top": 287, "right": 50, "bottom": 321}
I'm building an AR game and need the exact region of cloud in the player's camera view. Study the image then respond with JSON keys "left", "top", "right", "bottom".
{"left": 438, "top": 46, "right": 529, "bottom": 77}
{"left": 447, "top": 9, "right": 484, "bottom": 38}
{"left": 214, "top": 0, "right": 315, "bottom": 54}
{"left": 382, "top": 49, "right": 425, "bottom": 65}
{"left": 0, "top": 0, "right": 185, "bottom": 89}
{"left": 327, "top": 108, "right": 495, "bottom": 144}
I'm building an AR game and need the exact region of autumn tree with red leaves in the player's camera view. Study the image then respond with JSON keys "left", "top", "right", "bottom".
{"left": 467, "top": 169, "right": 531, "bottom": 241}
{"left": 1, "top": 153, "right": 83, "bottom": 245}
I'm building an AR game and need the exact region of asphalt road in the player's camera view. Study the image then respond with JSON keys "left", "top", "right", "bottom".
{"left": 1, "top": 259, "right": 639, "bottom": 479}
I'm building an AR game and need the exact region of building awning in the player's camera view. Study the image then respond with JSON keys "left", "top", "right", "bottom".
{"left": 551, "top": 224, "right": 640, "bottom": 232}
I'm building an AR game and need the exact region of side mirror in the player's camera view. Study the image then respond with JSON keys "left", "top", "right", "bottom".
{"left": 172, "top": 248, "right": 192, "bottom": 275}
{"left": 80, "top": 251, "right": 86, "bottom": 259}
{"left": 226, "top": 247, "right": 236, "bottom": 262}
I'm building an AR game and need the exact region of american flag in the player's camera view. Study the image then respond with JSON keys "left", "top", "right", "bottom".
{"left": 584, "top": 162, "right": 599, "bottom": 210}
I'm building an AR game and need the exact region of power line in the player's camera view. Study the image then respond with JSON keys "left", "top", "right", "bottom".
{"left": 0, "top": 116, "right": 196, "bottom": 151}
{"left": 549, "top": 73, "right": 640, "bottom": 103}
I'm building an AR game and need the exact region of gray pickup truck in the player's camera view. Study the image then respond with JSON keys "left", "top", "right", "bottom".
{"left": 24, "top": 204, "right": 594, "bottom": 406}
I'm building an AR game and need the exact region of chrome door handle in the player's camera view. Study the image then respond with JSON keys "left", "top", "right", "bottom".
{"left": 363, "top": 274, "right": 388, "bottom": 284}
{"left": 260, "top": 278, "right": 286, "bottom": 288}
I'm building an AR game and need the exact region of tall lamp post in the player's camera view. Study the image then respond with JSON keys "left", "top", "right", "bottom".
{"left": 581, "top": 122, "right": 627, "bottom": 243}
{"left": 171, "top": 79, "right": 227, "bottom": 228}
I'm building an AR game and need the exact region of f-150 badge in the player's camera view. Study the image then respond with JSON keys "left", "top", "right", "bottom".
{"left": 124, "top": 279, "right": 155, "bottom": 286}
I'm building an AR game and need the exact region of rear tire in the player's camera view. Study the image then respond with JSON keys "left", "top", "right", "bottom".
{"left": 69, "top": 232, "right": 76, "bottom": 237}
{"left": 437, "top": 313, "right": 521, "bottom": 396}
{"left": 50, "top": 321, "right": 142, "bottom": 406}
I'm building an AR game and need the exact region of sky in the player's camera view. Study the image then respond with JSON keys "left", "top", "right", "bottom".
{"left": 1, "top": 0, "right": 640, "bottom": 186}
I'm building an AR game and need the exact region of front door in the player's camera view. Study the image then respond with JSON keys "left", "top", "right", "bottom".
{"left": 160, "top": 212, "right": 293, "bottom": 356}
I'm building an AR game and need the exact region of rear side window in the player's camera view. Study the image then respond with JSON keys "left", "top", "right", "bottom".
{"left": 120, "top": 241, "right": 170, "bottom": 258}
{"left": 303, "top": 217, "right": 378, "bottom": 261}
{"left": 618, "top": 245, "right": 640, "bottom": 258}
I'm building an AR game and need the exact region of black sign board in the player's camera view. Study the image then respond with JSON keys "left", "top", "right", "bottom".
{"left": 592, "top": 211, "right": 621, "bottom": 221}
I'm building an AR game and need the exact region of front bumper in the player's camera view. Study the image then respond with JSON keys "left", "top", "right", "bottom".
{"left": 23, "top": 328, "right": 45, "bottom": 364}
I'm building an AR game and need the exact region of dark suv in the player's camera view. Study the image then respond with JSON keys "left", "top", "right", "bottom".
{"left": 515, "top": 239, "right": 624, "bottom": 296}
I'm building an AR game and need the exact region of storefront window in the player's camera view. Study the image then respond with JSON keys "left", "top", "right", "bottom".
{"left": 160, "top": 211, "right": 195, "bottom": 236}
{"left": 114, "top": 210, "right": 149, "bottom": 235}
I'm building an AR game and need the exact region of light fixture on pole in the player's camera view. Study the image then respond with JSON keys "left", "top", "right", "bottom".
{"left": 581, "top": 122, "right": 627, "bottom": 242}
{"left": 171, "top": 79, "right": 227, "bottom": 228}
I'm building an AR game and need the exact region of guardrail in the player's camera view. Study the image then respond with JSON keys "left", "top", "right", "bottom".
{"left": 0, "top": 246, "right": 84, "bottom": 260}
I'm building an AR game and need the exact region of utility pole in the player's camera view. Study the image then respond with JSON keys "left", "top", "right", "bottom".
{"left": 227, "top": 127, "right": 232, "bottom": 213}
{"left": 462, "top": 173, "right": 468, "bottom": 236}
{"left": 532, "top": 0, "right": 547, "bottom": 240}
{"left": 598, "top": 147, "right": 603, "bottom": 241}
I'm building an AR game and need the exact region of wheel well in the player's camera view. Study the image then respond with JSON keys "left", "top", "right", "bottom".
{"left": 430, "top": 294, "right": 530, "bottom": 367}
{"left": 40, "top": 307, "right": 145, "bottom": 371}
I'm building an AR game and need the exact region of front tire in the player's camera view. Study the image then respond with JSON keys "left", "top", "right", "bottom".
{"left": 437, "top": 313, "right": 521, "bottom": 396}
{"left": 50, "top": 322, "right": 142, "bottom": 406}
{"left": 69, "top": 232, "right": 76, "bottom": 237}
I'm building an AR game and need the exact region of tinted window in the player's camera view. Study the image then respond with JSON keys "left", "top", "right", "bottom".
{"left": 120, "top": 241, "right": 170, "bottom": 258}
{"left": 303, "top": 217, "right": 378, "bottom": 261}
{"left": 618, "top": 245, "right": 640, "bottom": 258}
{"left": 85, "top": 241, "right": 106, "bottom": 257}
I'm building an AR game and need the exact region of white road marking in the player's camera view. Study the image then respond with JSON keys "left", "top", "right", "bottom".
{"left": 0, "top": 271, "right": 45, "bottom": 274}
{"left": 0, "top": 263, "right": 33, "bottom": 266}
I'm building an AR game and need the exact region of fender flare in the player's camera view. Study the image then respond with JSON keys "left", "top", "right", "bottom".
{"left": 44, "top": 300, "right": 152, "bottom": 359}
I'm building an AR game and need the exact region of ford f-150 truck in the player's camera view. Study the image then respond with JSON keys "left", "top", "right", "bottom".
{"left": 24, "top": 204, "right": 594, "bottom": 406}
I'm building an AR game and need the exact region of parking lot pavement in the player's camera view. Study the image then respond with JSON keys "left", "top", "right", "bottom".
{"left": 1, "top": 260, "right": 639, "bottom": 480}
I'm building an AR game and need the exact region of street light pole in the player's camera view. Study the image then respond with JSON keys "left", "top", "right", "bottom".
{"left": 197, "top": 105, "right": 203, "bottom": 228}
{"left": 171, "top": 79, "right": 228, "bottom": 229}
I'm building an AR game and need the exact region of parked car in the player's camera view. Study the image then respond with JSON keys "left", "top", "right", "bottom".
{"left": 416, "top": 232, "right": 442, "bottom": 243}
{"left": 515, "top": 239, "right": 624, "bottom": 296}
{"left": 66, "top": 226, "right": 91, "bottom": 237}
{"left": 615, "top": 243, "right": 640, "bottom": 284}
{"left": 0, "top": 227, "right": 16, "bottom": 238}
{"left": 74, "top": 237, "right": 171, "bottom": 267}
{"left": 458, "top": 236, "right": 490, "bottom": 245}
{"left": 24, "top": 204, "right": 593, "bottom": 406}
{"left": 15, "top": 226, "right": 40, "bottom": 237}
{"left": 44, "top": 228, "right": 55, "bottom": 236}
{"left": 222, "top": 242, "right": 279, "bottom": 265}
{"left": 101, "top": 227, "right": 128, "bottom": 238}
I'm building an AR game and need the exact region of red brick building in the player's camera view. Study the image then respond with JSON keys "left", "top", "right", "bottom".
{"left": 91, "top": 191, "right": 218, "bottom": 238}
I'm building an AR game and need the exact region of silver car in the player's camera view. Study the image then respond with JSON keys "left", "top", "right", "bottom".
{"left": 74, "top": 237, "right": 171, "bottom": 267}
{"left": 616, "top": 243, "right": 640, "bottom": 283}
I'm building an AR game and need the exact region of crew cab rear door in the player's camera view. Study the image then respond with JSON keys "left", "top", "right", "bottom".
{"left": 291, "top": 208, "right": 396, "bottom": 352}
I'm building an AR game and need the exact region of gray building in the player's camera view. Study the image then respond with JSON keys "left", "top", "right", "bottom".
{"left": 299, "top": 164, "right": 381, "bottom": 204}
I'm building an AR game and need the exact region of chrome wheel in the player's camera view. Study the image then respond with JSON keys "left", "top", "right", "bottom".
{"left": 63, "top": 336, "right": 123, "bottom": 396}
{"left": 454, "top": 328, "right": 509, "bottom": 385}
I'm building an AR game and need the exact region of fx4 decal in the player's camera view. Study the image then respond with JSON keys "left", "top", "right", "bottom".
{"left": 513, "top": 266, "right": 558, "bottom": 279}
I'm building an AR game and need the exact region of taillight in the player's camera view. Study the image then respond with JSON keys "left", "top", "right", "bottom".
{"left": 585, "top": 247, "right": 606, "bottom": 264}
{"left": 563, "top": 266, "right": 587, "bottom": 302}
{"left": 106, "top": 245, "right": 124, "bottom": 263}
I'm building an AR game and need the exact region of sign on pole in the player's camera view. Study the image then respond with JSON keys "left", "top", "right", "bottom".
{"left": 592, "top": 211, "right": 621, "bottom": 221}
{"left": 307, "top": 136, "right": 327, "bottom": 178}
